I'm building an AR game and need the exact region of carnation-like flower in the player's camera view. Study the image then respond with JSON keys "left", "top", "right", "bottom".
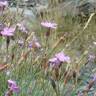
{"left": 49, "top": 57, "right": 61, "bottom": 68}
{"left": 1, "top": 27, "right": 15, "bottom": 36}
{"left": 10, "top": 85, "right": 20, "bottom": 93}
{"left": 0, "top": 0, "right": 8, "bottom": 6}
{"left": 0, "top": 0, "right": 8, "bottom": 11}
{"left": 49, "top": 51, "right": 70, "bottom": 68}
{"left": 8, "top": 80, "right": 17, "bottom": 87}
{"left": 7, "top": 79, "right": 20, "bottom": 93}
{"left": 55, "top": 51, "right": 70, "bottom": 63}
{"left": 41, "top": 21, "right": 57, "bottom": 29}
{"left": 35, "top": 42, "right": 41, "bottom": 48}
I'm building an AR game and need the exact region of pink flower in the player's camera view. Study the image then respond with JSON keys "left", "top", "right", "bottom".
{"left": 1, "top": 27, "right": 15, "bottom": 36}
{"left": 10, "top": 85, "right": 20, "bottom": 93}
{"left": 8, "top": 80, "right": 17, "bottom": 87}
{"left": 41, "top": 21, "right": 57, "bottom": 29}
{"left": 7, "top": 79, "right": 20, "bottom": 93}
{"left": 55, "top": 51, "right": 70, "bottom": 63}
{"left": 49, "top": 57, "right": 61, "bottom": 68}
{"left": 49, "top": 57, "right": 57, "bottom": 63}
{"left": 35, "top": 42, "right": 41, "bottom": 48}
{"left": 0, "top": 1, "right": 8, "bottom": 6}
{"left": 49, "top": 52, "right": 70, "bottom": 68}
{"left": 0, "top": 1, "right": 8, "bottom": 11}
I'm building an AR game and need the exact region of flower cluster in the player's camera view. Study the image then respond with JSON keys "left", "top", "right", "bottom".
{"left": 49, "top": 51, "right": 70, "bottom": 68}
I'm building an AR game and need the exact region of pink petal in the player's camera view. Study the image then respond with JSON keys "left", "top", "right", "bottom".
{"left": 49, "top": 57, "right": 61, "bottom": 68}
{"left": 55, "top": 51, "right": 70, "bottom": 63}
{"left": 8, "top": 80, "right": 17, "bottom": 87}
{"left": 41, "top": 21, "right": 57, "bottom": 29}
{"left": 11, "top": 85, "right": 20, "bottom": 93}
{"left": 1, "top": 27, "right": 15, "bottom": 36}
{"left": 35, "top": 42, "right": 41, "bottom": 48}
{"left": 49, "top": 57, "right": 57, "bottom": 63}
{"left": 0, "top": 1, "right": 8, "bottom": 6}
{"left": 5, "top": 27, "right": 15, "bottom": 33}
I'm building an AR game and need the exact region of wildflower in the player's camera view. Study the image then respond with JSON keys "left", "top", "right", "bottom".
{"left": 49, "top": 57, "right": 61, "bottom": 68}
{"left": 1, "top": 27, "right": 15, "bottom": 36}
{"left": 49, "top": 51, "right": 70, "bottom": 68}
{"left": 55, "top": 51, "right": 70, "bottom": 63}
{"left": 41, "top": 21, "right": 57, "bottom": 29}
{"left": 0, "top": 0, "right": 8, "bottom": 11}
{"left": 49, "top": 57, "right": 58, "bottom": 63}
{"left": 10, "top": 85, "right": 20, "bottom": 93}
{"left": 41, "top": 21, "right": 57, "bottom": 38}
{"left": 34, "top": 42, "right": 41, "bottom": 48}
{"left": 0, "top": 0, "right": 8, "bottom": 6}
{"left": 8, "top": 80, "right": 17, "bottom": 87}
{"left": 7, "top": 80, "right": 20, "bottom": 93}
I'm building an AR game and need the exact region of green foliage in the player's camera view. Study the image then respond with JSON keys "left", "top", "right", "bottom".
{"left": 0, "top": 0, "right": 96, "bottom": 95}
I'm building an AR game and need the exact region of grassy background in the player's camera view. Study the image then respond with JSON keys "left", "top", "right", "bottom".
{"left": 0, "top": 0, "right": 96, "bottom": 96}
